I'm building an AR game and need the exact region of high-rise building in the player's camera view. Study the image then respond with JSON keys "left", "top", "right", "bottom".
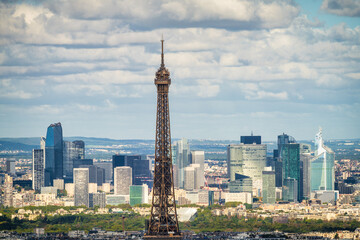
{"left": 89, "top": 192, "right": 106, "bottom": 208}
{"left": 63, "top": 140, "right": 85, "bottom": 182}
{"left": 5, "top": 159, "right": 15, "bottom": 176}
{"left": 3, "top": 174, "right": 13, "bottom": 207}
{"left": 283, "top": 177, "right": 298, "bottom": 202}
{"left": 229, "top": 173, "right": 253, "bottom": 193}
{"left": 130, "top": 184, "right": 149, "bottom": 206}
{"left": 171, "top": 145, "right": 179, "bottom": 188}
{"left": 126, "top": 155, "right": 152, "bottom": 187}
{"left": 32, "top": 149, "right": 45, "bottom": 191}
{"left": 300, "top": 153, "right": 311, "bottom": 200}
{"left": 114, "top": 166, "right": 132, "bottom": 195}
{"left": 184, "top": 166, "right": 195, "bottom": 191}
{"left": 112, "top": 154, "right": 126, "bottom": 169}
{"left": 281, "top": 143, "right": 301, "bottom": 201}
{"left": 241, "top": 135, "right": 261, "bottom": 144}
{"left": 74, "top": 158, "right": 93, "bottom": 168}
{"left": 275, "top": 133, "right": 296, "bottom": 188}
{"left": 174, "top": 138, "right": 190, "bottom": 189}
{"left": 45, "top": 122, "right": 63, "bottom": 186}
{"left": 94, "top": 162, "right": 113, "bottom": 182}
{"left": 227, "top": 137, "right": 266, "bottom": 196}
{"left": 311, "top": 128, "right": 335, "bottom": 191}
{"left": 277, "top": 133, "right": 296, "bottom": 158}
{"left": 79, "top": 165, "right": 105, "bottom": 186}
{"left": 262, "top": 167, "right": 276, "bottom": 204}
{"left": 74, "top": 168, "right": 89, "bottom": 207}
{"left": 191, "top": 151, "right": 205, "bottom": 189}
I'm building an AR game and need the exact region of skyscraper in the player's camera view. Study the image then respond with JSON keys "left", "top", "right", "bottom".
{"left": 174, "top": 138, "right": 190, "bottom": 189}
{"left": 227, "top": 136, "right": 266, "bottom": 196}
{"left": 130, "top": 184, "right": 149, "bottom": 206}
{"left": 74, "top": 168, "right": 89, "bottom": 207}
{"left": 5, "top": 159, "right": 15, "bottom": 176}
{"left": 184, "top": 166, "right": 195, "bottom": 191}
{"left": 79, "top": 165, "right": 105, "bottom": 186}
{"left": 300, "top": 153, "right": 311, "bottom": 200}
{"left": 3, "top": 174, "right": 13, "bottom": 207}
{"left": 191, "top": 151, "right": 205, "bottom": 189}
{"left": 281, "top": 143, "right": 301, "bottom": 201}
{"left": 311, "top": 128, "right": 335, "bottom": 191}
{"left": 63, "top": 140, "right": 85, "bottom": 182}
{"left": 283, "top": 177, "right": 298, "bottom": 202}
{"left": 262, "top": 167, "right": 276, "bottom": 204}
{"left": 45, "top": 122, "right": 63, "bottom": 186}
{"left": 229, "top": 173, "right": 253, "bottom": 193}
{"left": 114, "top": 166, "right": 132, "bottom": 195}
{"left": 275, "top": 133, "right": 296, "bottom": 188}
{"left": 126, "top": 155, "right": 152, "bottom": 186}
{"left": 32, "top": 149, "right": 45, "bottom": 191}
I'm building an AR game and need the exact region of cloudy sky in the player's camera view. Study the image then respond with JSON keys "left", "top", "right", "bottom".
{"left": 0, "top": 0, "right": 359, "bottom": 141}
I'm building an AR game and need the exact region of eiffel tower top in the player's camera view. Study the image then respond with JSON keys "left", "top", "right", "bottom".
{"left": 155, "top": 38, "right": 171, "bottom": 85}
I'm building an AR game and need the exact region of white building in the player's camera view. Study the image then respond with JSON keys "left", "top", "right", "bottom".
{"left": 114, "top": 166, "right": 132, "bottom": 195}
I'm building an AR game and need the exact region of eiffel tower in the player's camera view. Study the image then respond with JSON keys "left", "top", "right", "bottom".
{"left": 144, "top": 39, "right": 182, "bottom": 239}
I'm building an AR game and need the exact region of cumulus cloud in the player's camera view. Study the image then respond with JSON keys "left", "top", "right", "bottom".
{"left": 0, "top": 0, "right": 359, "bottom": 139}
{"left": 321, "top": 0, "right": 360, "bottom": 17}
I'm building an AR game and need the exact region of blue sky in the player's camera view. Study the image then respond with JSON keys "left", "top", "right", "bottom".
{"left": 0, "top": 0, "right": 359, "bottom": 141}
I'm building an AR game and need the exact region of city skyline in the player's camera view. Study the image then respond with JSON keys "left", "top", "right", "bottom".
{"left": 1, "top": 0, "right": 359, "bottom": 140}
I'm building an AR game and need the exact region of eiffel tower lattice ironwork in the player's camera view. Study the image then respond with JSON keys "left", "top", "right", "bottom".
{"left": 144, "top": 39, "right": 182, "bottom": 239}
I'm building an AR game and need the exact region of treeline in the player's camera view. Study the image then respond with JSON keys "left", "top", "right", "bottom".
{"left": 1, "top": 206, "right": 360, "bottom": 234}
{"left": 0, "top": 212, "right": 145, "bottom": 233}
{"left": 181, "top": 208, "right": 360, "bottom": 233}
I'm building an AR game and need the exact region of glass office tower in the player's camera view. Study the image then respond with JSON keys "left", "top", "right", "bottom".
{"left": 227, "top": 136, "right": 266, "bottom": 196}
{"left": 311, "top": 128, "right": 335, "bottom": 191}
{"left": 63, "top": 140, "right": 85, "bottom": 182}
{"left": 281, "top": 143, "right": 301, "bottom": 201}
{"left": 45, "top": 122, "right": 63, "bottom": 186}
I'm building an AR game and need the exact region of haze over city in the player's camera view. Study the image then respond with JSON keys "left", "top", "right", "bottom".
{"left": 1, "top": 0, "right": 359, "bottom": 140}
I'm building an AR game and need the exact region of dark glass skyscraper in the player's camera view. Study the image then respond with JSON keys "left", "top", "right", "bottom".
{"left": 63, "top": 140, "right": 85, "bottom": 182}
{"left": 281, "top": 143, "right": 301, "bottom": 201}
{"left": 45, "top": 122, "right": 63, "bottom": 186}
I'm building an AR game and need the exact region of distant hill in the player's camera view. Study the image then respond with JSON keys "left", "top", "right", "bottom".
{"left": 0, "top": 140, "right": 38, "bottom": 151}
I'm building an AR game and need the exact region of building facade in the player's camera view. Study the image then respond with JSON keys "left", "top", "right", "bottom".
{"left": 74, "top": 168, "right": 89, "bottom": 207}
{"left": 262, "top": 167, "right": 276, "bottom": 204}
{"left": 311, "top": 128, "right": 335, "bottom": 191}
{"left": 174, "top": 138, "right": 190, "bottom": 189}
{"left": 114, "top": 166, "right": 132, "bottom": 195}
{"left": 32, "top": 149, "right": 45, "bottom": 191}
{"left": 45, "top": 122, "right": 63, "bottom": 186}
{"left": 281, "top": 143, "right": 301, "bottom": 201}
{"left": 227, "top": 139, "right": 266, "bottom": 196}
{"left": 190, "top": 151, "right": 205, "bottom": 189}
{"left": 63, "top": 140, "right": 85, "bottom": 182}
